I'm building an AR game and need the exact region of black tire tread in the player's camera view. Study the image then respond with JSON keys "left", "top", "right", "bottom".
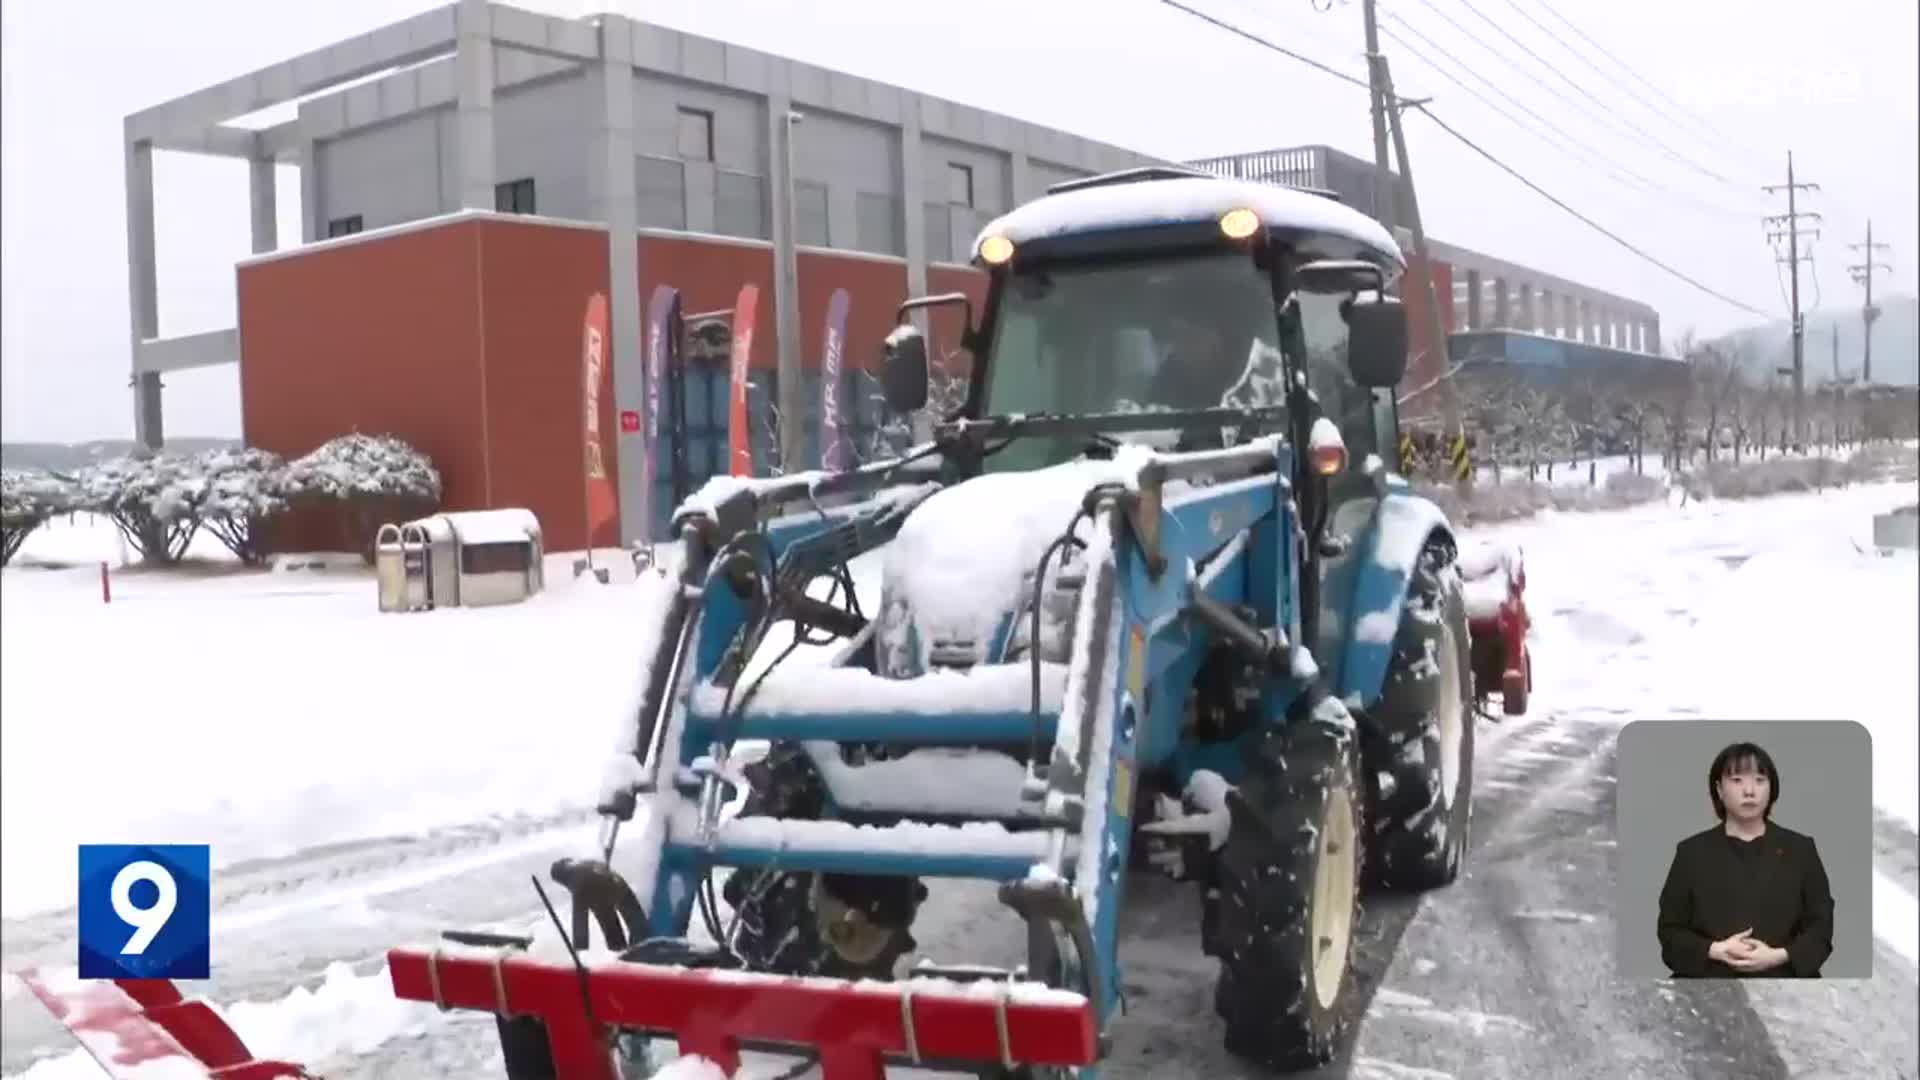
{"left": 1211, "top": 699, "right": 1366, "bottom": 1070}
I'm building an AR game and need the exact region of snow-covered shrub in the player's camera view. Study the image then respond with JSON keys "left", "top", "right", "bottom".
{"left": 1, "top": 468, "right": 77, "bottom": 566}
{"left": 195, "top": 448, "right": 288, "bottom": 565}
{"left": 1411, "top": 473, "right": 1669, "bottom": 526}
{"left": 279, "top": 434, "right": 442, "bottom": 561}
{"left": 70, "top": 454, "right": 206, "bottom": 564}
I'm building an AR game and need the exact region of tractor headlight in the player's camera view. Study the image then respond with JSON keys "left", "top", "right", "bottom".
{"left": 1219, "top": 207, "right": 1260, "bottom": 240}
{"left": 979, "top": 234, "right": 1015, "bottom": 265}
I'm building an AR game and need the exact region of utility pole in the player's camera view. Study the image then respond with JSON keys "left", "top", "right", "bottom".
{"left": 1353, "top": 0, "right": 1464, "bottom": 486}
{"left": 1847, "top": 219, "right": 1893, "bottom": 385}
{"left": 1361, "top": 0, "right": 1395, "bottom": 230}
{"left": 1762, "top": 152, "right": 1819, "bottom": 448}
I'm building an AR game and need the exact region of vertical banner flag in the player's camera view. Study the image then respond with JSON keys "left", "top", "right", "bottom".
{"left": 820, "top": 287, "right": 851, "bottom": 471}
{"left": 727, "top": 283, "right": 760, "bottom": 477}
{"left": 580, "top": 292, "right": 618, "bottom": 549}
{"left": 643, "top": 284, "right": 680, "bottom": 542}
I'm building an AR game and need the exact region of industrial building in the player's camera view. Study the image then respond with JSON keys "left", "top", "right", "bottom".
{"left": 123, "top": 0, "right": 1666, "bottom": 550}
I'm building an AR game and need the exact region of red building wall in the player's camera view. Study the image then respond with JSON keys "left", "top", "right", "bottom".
{"left": 238, "top": 216, "right": 989, "bottom": 554}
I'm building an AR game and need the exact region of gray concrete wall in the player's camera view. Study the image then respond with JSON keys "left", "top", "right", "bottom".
{"left": 307, "top": 47, "right": 1126, "bottom": 263}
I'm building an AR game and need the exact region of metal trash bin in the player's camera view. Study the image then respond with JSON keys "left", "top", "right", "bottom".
{"left": 375, "top": 524, "right": 409, "bottom": 612}
{"left": 375, "top": 522, "right": 438, "bottom": 612}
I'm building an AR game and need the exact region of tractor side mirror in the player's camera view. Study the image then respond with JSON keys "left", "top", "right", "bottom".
{"left": 1346, "top": 294, "right": 1409, "bottom": 389}
{"left": 881, "top": 324, "right": 930, "bottom": 414}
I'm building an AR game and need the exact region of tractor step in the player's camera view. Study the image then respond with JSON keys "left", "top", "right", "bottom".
{"left": 664, "top": 802, "right": 1072, "bottom": 880}
{"left": 684, "top": 662, "right": 1068, "bottom": 746}
{"left": 387, "top": 942, "right": 1098, "bottom": 1080}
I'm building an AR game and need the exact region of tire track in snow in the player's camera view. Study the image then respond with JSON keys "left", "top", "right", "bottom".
{"left": 1345, "top": 713, "right": 1800, "bottom": 1080}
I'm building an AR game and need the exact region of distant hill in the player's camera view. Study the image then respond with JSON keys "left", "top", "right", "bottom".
{"left": 0, "top": 438, "right": 239, "bottom": 473}
{"left": 1711, "top": 294, "right": 1919, "bottom": 388}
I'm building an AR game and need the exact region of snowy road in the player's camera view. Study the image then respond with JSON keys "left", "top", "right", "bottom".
{"left": 4, "top": 482, "right": 1917, "bottom": 1079}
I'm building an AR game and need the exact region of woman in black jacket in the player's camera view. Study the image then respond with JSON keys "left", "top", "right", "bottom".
{"left": 1656, "top": 741, "right": 1835, "bottom": 978}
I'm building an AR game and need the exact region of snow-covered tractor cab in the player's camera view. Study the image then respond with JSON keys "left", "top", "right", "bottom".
{"left": 378, "top": 166, "right": 1481, "bottom": 1080}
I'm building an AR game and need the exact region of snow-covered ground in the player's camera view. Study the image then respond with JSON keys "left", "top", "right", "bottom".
{"left": 3, "top": 478, "right": 1915, "bottom": 1078}
{"left": 1, "top": 517, "right": 674, "bottom": 919}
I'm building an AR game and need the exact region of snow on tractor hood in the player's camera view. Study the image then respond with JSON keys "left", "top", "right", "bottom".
{"left": 876, "top": 447, "right": 1154, "bottom": 675}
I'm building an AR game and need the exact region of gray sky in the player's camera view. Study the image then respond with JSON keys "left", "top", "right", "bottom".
{"left": 3, "top": 0, "right": 1914, "bottom": 443}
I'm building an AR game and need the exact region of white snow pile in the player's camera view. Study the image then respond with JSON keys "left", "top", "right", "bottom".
{"left": 875, "top": 449, "right": 1153, "bottom": 673}
{"left": 0, "top": 521, "right": 681, "bottom": 918}
{"left": 279, "top": 433, "right": 441, "bottom": 502}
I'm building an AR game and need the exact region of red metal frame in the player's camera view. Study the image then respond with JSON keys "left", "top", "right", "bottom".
{"left": 1466, "top": 549, "right": 1532, "bottom": 715}
{"left": 387, "top": 946, "right": 1100, "bottom": 1080}
{"left": 18, "top": 970, "right": 309, "bottom": 1079}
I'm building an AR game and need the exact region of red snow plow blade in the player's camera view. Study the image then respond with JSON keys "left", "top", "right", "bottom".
{"left": 387, "top": 943, "right": 1099, "bottom": 1080}
{"left": 17, "top": 969, "right": 311, "bottom": 1078}
{"left": 1462, "top": 542, "right": 1533, "bottom": 715}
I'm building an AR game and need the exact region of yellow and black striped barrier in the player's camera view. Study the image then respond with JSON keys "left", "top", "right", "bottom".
{"left": 1449, "top": 432, "right": 1470, "bottom": 483}
{"left": 1397, "top": 432, "right": 1416, "bottom": 476}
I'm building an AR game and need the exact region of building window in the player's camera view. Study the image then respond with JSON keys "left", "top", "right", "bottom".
{"left": 715, "top": 170, "right": 768, "bottom": 240}
{"left": 678, "top": 107, "right": 714, "bottom": 162}
{"left": 326, "top": 215, "right": 363, "bottom": 238}
{"left": 795, "top": 180, "right": 830, "bottom": 247}
{"left": 924, "top": 202, "right": 953, "bottom": 264}
{"left": 636, "top": 155, "right": 687, "bottom": 230}
{"left": 495, "top": 177, "right": 536, "bottom": 215}
{"left": 855, "top": 192, "right": 903, "bottom": 257}
{"left": 947, "top": 162, "right": 974, "bottom": 208}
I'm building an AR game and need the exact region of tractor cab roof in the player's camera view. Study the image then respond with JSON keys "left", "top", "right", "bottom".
{"left": 972, "top": 166, "right": 1405, "bottom": 278}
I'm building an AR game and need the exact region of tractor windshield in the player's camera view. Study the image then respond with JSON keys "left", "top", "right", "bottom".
{"left": 981, "top": 249, "right": 1333, "bottom": 470}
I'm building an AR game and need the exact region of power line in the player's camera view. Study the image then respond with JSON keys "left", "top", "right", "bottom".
{"left": 1375, "top": 14, "right": 1665, "bottom": 198}
{"left": 1152, "top": 0, "right": 1773, "bottom": 317}
{"left": 1157, "top": 0, "right": 1371, "bottom": 91}
{"left": 1522, "top": 0, "right": 1757, "bottom": 165}
{"left": 1413, "top": 105, "right": 1771, "bottom": 316}
{"left": 1378, "top": 11, "right": 1757, "bottom": 223}
{"left": 1419, "top": 0, "right": 1750, "bottom": 194}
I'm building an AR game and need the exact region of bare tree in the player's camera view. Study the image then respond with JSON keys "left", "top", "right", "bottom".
{"left": 1686, "top": 341, "right": 1744, "bottom": 465}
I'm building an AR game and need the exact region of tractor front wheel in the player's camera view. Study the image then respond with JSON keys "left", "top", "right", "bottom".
{"left": 1211, "top": 694, "right": 1365, "bottom": 1070}
{"left": 1363, "top": 538, "right": 1476, "bottom": 891}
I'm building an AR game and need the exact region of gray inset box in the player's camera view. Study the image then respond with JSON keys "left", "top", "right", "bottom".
{"left": 1615, "top": 719, "right": 1873, "bottom": 978}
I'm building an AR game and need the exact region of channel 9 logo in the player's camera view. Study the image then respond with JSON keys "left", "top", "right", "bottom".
{"left": 77, "top": 845, "right": 211, "bottom": 979}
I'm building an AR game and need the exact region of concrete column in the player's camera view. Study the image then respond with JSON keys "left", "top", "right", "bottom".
{"left": 1009, "top": 149, "right": 1033, "bottom": 210}
{"left": 454, "top": 0, "right": 496, "bottom": 211}
{"left": 592, "top": 16, "right": 644, "bottom": 544}
{"left": 1564, "top": 296, "right": 1578, "bottom": 341}
{"left": 767, "top": 96, "right": 805, "bottom": 470}
{"left": 248, "top": 157, "right": 278, "bottom": 254}
{"left": 125, "top": 136, "right": 163, "bottom": 450}
{"left": 1493, "top": 278, "right": 1510, "bottom": 328}
{"left": 1518, "top": 283, "right": 1534, "bottom": 332}
{"left": 1465, "top": 269, "right": 1482, "bottom": 330}
{"left": 901, "top": 98, "right": 929, "bottom": 303}
{"left": 899, "top": 101, "right": 930, "bottom": 440}
{"left": 1647, "top": 316, "right": 1661, "bottom": 355}
{"left": 1539, "top": 290, "right": 1554, "bottom": 336}
{"left": 299, "top": 137, "right": 322, "bottom": 242}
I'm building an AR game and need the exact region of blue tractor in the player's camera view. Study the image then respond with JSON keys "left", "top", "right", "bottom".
{"left": 389, "top": 166, "right": 1481, "bottom": 1080}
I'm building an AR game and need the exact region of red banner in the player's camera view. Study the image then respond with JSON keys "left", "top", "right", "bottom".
{"left": 727, "top": 284, "right": 760, "bottom": 477}
{"left": 581, "top": 292, "right": 619, "bottom": 548}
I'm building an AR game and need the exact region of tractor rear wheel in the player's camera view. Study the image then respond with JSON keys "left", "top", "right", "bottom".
{"left": 1363, "top": 538, "right": 1476, "bottom": 891}
{"left": 1211, "top": 694, "right": 1364, "bottom": 1070}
